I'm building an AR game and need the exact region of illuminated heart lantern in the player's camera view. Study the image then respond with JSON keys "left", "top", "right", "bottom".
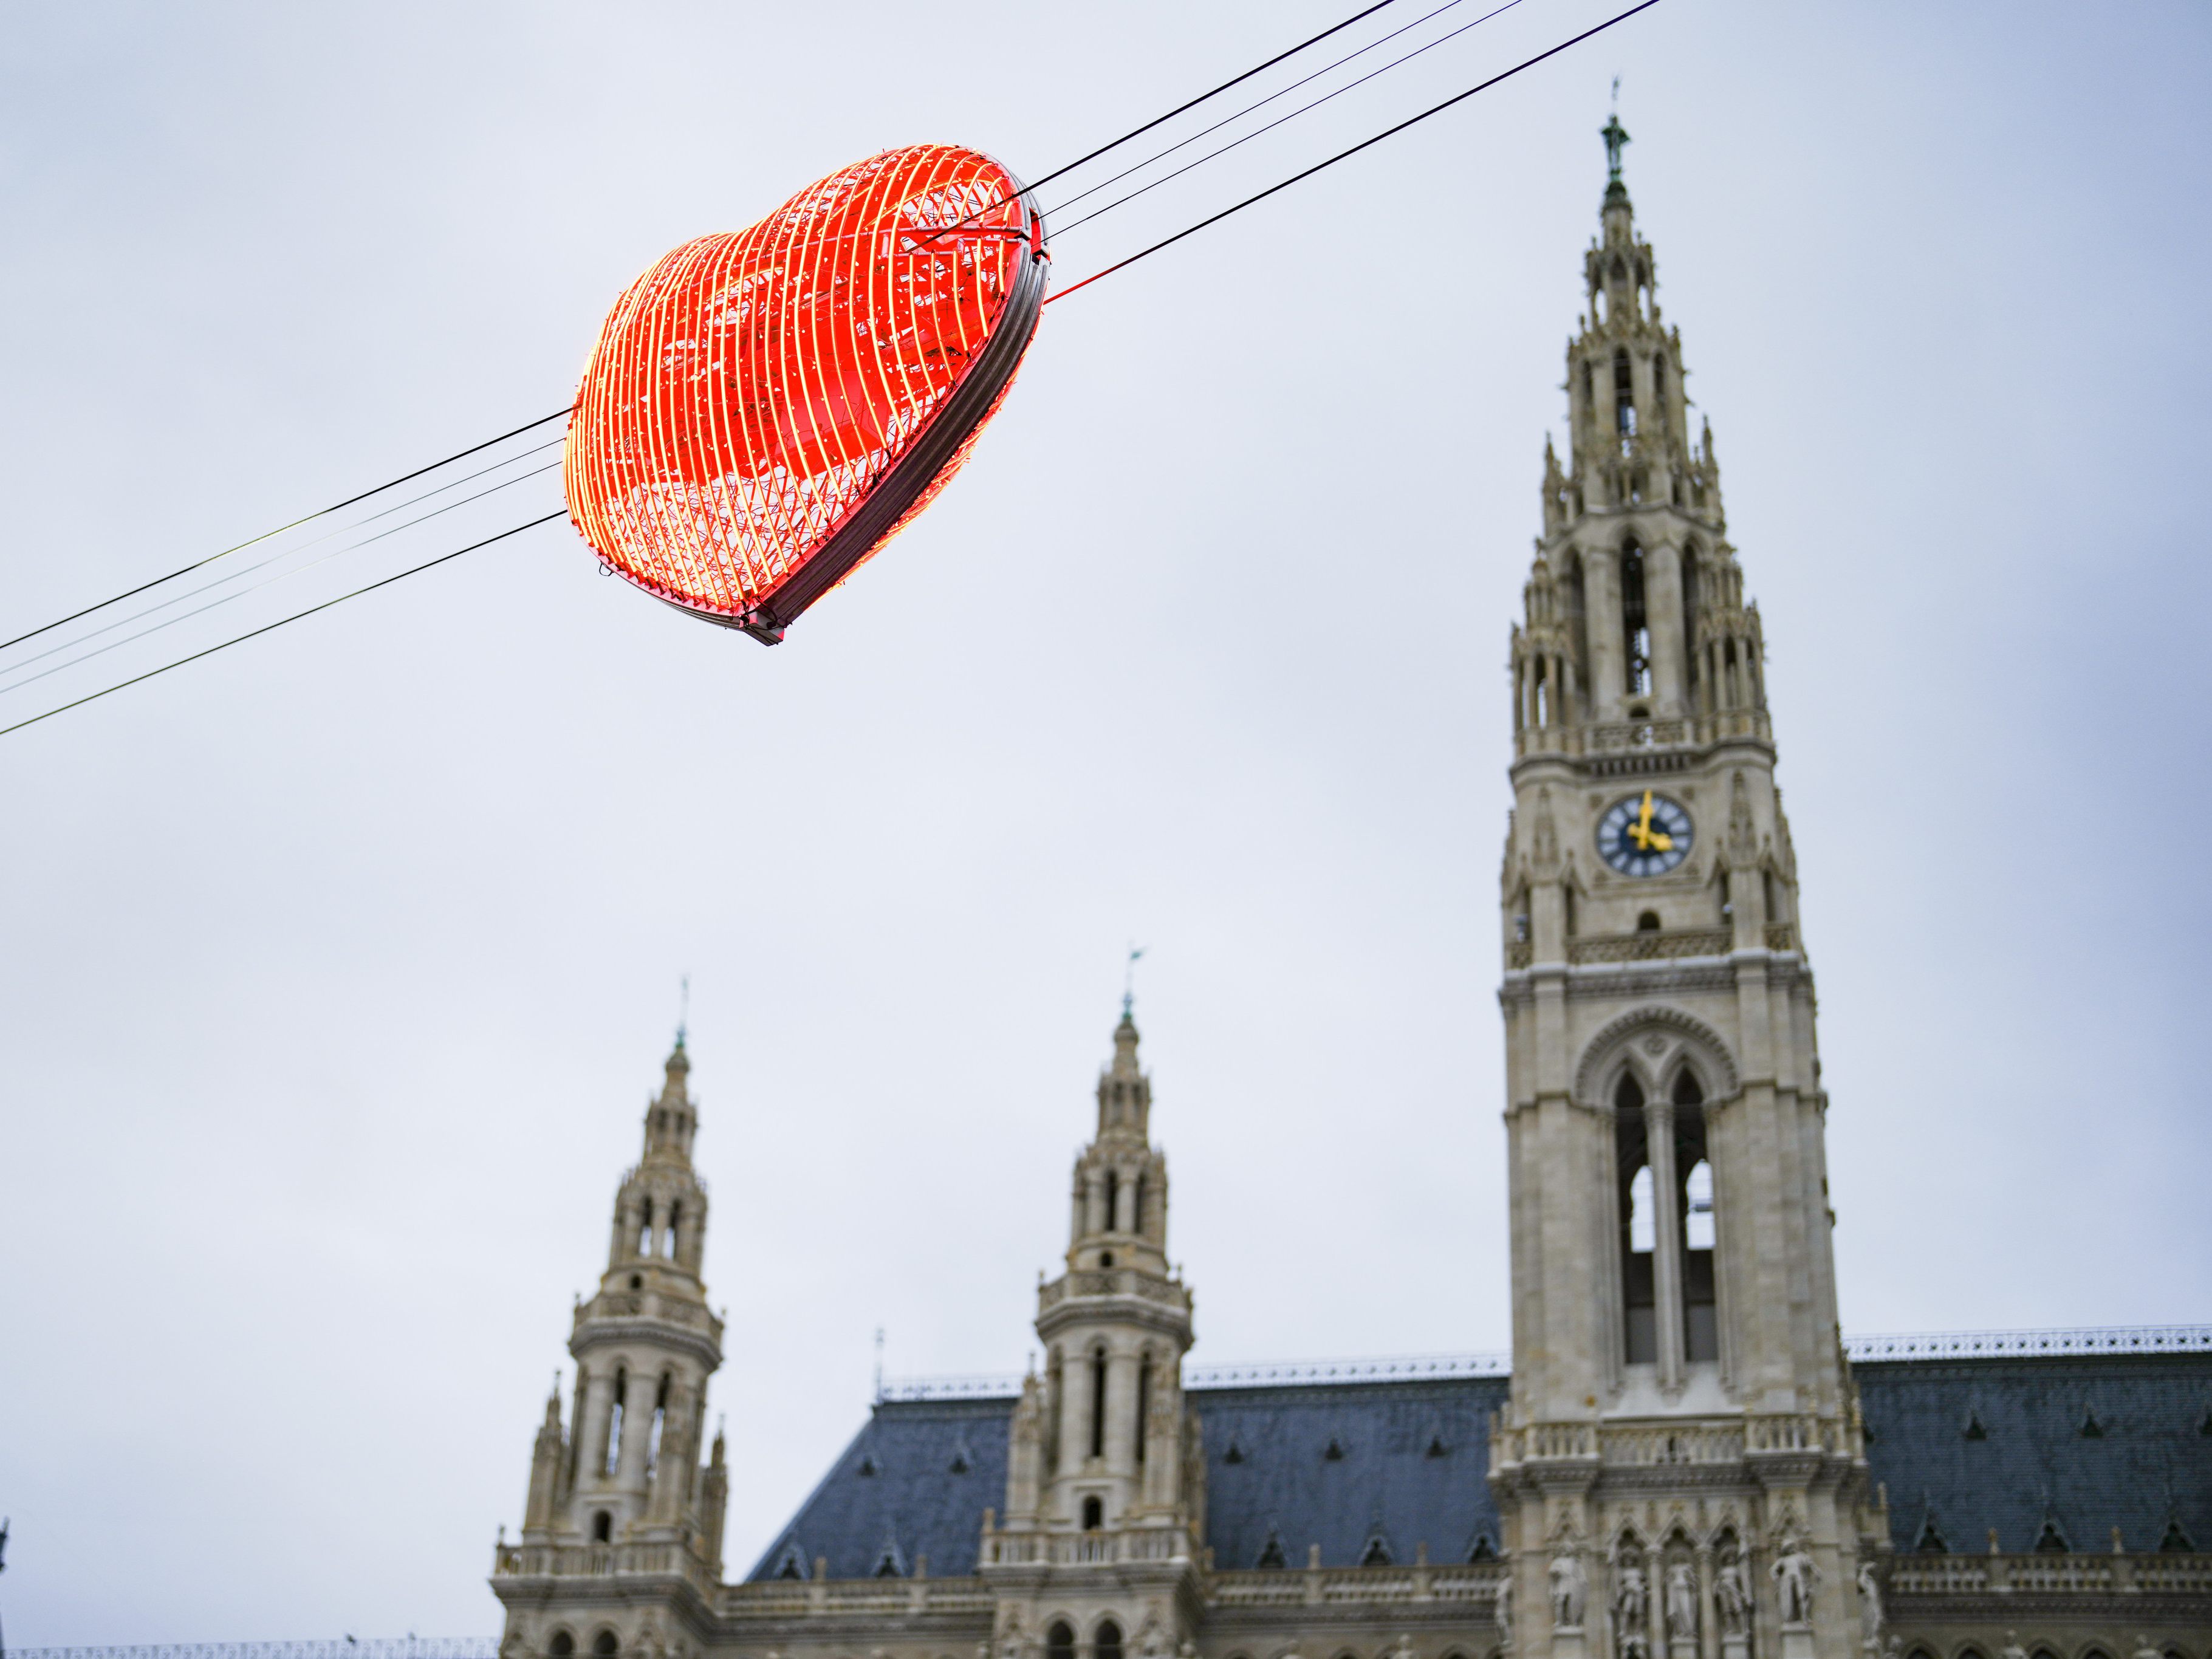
{"left": 565, "top": 145, "right": 1046, "bottom": 643}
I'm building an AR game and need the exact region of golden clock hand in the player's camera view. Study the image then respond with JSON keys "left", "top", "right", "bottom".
{"left": 1646, "top": 830, "right": 1673, "bottom": 851}
{"left": 1626, "top": 791, "right": 1659, "bottom": 849}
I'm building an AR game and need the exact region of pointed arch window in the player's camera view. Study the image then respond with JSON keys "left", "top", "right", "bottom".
{"left": 1134, "top": 1356, "right": 1151, "bottom": 1464}
{"left": 1132, "top": 1172, "right": 1148, "bottom": 1238}
{"left": 1614, "top": 348, "right": 1636, "bottom": 442}
{"left": 1089, "top": 1348, "right": 1108, "bottom": 1459}
{"left": 1672, "top": 1070, "right": 1717, "bottom": 1361}
{"left": 1096, "top": 1621, "right": 1125, "bottom": 1659}
{"left": 1621, "top": 541, "right": 1652, "bottom": 697}
{"left": 1255, "top": 1530, "right": 1287, "bottom": 1568}
{"left": 1615, "top": 1073, "right": 1657, "bottom": 1364}
{"left": 1360, "top": 1532, "right": 1394, "bottom": 1567}
{"left": 1047, "top": 1624, "right": 1077, "bottom": 1659}
{"left": 645, "top": 1372, "right": 670, "bottom": 1477}
{"left": 665, "top": 1200, "right": 681, "bottom": 1259}
{"left": 606, "top": 1369, "right": 628, "bottom": 1475}
{"left": 1103, "top": 1169, "right": 1120, "bottom": 1232}
{"left": 636, "top": 1198, "right": 654, "bottom": 1258}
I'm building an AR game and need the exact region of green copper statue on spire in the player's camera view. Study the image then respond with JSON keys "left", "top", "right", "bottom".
{"left": 1602, "top": 111, "right": 1630, "bottom": 184}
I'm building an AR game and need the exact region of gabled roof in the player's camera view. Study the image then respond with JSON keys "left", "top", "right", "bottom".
{"left": 748, "top": 1396, "right": 1012, "bottom": 1581}
{"left": 1856, "top": 1353, "right": 2211, "bottom": 1555}
{"left": 748, "top": 1353, "right": 2212, "bottom": 1582}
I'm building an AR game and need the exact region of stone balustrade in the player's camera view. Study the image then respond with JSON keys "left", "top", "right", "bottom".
{"left": 1569, "top": 927, "right": 1732, "bottom": 965}
{"left": 1513, "top": 710, "right": 1771, "bottom": 762}
{"left": 574, "top": 1289, "right": 719, "bottom": 1333}
{"left": 1886, "top": 1551, "right": 2212, "bottom": 1599}
{"left": 1038, "top": 1270, "right": 1191, "bottom": 1313}
{"left": 984, "top": 1526, "right": 1192, "bottom": 1567}
{"left": 1210, "top": 1562, "right": 1505, "bottom": 1609}
{"left": 1600, "top": 1423, "right": 1745, "bottom": 1466}
{"left": 491, "top": 1540, "right": 717, "bottom": 1596}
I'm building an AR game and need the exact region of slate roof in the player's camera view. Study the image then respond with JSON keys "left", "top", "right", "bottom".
{"left": 748, "top": 1355, "right": 2212, "bottom": 1581}
{"left": 1193, "top": 1380, "right": 1510, "bottom": 1571}
{"left": 749, "top": 1396, "right": 1013, "bottom": 1581}
{"left": 1856, "top": 1353, "right": 2212, "bottom": 1556}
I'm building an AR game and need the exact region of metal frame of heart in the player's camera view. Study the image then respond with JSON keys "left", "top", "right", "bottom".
{"left": 564, "top": 145, "right": 1049, "bottom": 644}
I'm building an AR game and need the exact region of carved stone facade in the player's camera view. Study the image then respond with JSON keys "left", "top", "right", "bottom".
{"left": 487, "top": 128, "right": 2210, "bottom": 1659}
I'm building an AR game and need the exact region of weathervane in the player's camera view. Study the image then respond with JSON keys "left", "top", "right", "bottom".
{"left": 677, "top": 973, "right": 690, "bottom": 1048}
{"left": 1123, "top": 944, "right": 1146, "bottom": 1018}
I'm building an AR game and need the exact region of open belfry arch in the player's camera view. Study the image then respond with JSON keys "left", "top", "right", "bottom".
{"left": 488, "top": 122, "right": 2211, "bottom": 1659}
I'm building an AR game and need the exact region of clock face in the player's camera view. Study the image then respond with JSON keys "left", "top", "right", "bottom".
{"left": 1598, "top": 790, "right": 1694, "bottom": 877}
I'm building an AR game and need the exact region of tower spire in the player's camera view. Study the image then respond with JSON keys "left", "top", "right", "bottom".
{"left": 510, "top": 1036, "right": 726, "bottom": 1558}
{"left": 993, "top": 1011, "right": 1196, "bottom": 1555}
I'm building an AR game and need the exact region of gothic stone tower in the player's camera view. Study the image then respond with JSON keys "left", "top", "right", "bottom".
{"left": 984, "top": 1005, "right": 1205, "bottom": 1659}
{"left": 498, "top": 1036, "right": 731, "bottom": 1645}
{"left": 1487, "top": 120, "right": 1880, "bottom": 1659}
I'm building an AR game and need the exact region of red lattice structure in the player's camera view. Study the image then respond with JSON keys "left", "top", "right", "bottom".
{"left": 564, "top": 145, "right": 1047, "bottom": 644}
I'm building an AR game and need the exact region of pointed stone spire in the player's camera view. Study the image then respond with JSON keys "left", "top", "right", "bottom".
{"left": 995, "top": 1008, "right": 1195, "bottom": 1549}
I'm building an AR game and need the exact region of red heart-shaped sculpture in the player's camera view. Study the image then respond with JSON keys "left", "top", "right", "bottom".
{"left": 564, "top": 145, "right": 1046, "bottom": 643}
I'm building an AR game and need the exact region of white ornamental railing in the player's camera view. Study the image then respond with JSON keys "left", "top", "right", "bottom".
{"left": 879, "top": 1327, "right": 2211, "bottom": 1401}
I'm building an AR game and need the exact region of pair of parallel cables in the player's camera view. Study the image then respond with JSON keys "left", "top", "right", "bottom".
{"left": 0, "top": 0, "right": 1660, "bottom": 741}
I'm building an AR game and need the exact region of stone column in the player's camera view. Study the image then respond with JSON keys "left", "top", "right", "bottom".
{"left": 1646, "top": 1096, "right": 1685, "bottom": 1390}
{"left": 1583, "top": 546, "right": 1624, "bottom": 721}
{"left": 1061, "top": 1344, "right": 1096, "bottom": 1474}
{"left": 577, "top": 1368, "right": 615, "bottom": 1488}
{"left": 1645, "top": 542, "right": 1688, "bottom": 717}
{"left": 1696, "top": 1547, "right": 1719, "bottom": 1659}
{"left": 616, "top": 1375, "right": 657, "bottom": 1490}
{"left": 1105, "top": 1347, "right": 1141, "bottom": 1480}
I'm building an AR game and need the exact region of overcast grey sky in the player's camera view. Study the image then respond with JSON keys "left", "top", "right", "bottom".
{"left": 2, "top": 0, "right": 2207, "bottom": 1644}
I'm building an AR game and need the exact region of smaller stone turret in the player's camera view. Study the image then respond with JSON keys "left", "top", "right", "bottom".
{"left": 524, "top": 1035, "right": 726, "bottom": 1551}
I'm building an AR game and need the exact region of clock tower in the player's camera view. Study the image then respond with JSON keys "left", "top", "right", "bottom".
{"left": 1488, "top": 120, "right": 1883, "bottom": 1659}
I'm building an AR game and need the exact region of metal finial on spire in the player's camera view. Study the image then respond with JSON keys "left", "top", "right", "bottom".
{"left": 677, "top": 972, "right": 690, "bottom": 1048}
{"left": 873, "top": 1327, "right": 886, "bottom": 1403}
{"left": 1122, "top": 943, "right": 1146, "bottom": 1018}
{"left": 1602, "top": 78, "right": 1629, "bottom": 187}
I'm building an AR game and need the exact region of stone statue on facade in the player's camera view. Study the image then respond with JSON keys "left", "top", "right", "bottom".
{"left": 1495, "top": 1573, "right": 1514, "bottom": 1648}
{"left": 1770, "top": 1536, "right": 1817, "bottom": 1627}
{"left": 1855, "top": 1563, "right": 1885, "bottom": 1650}
{"left": 1614, "top": 1559, "right": 1650, "bottom": 1633}
{"left": 1998, "top": 1632, "right": 2027, "bottom": 1659}
{"left": 1551, "top": 1551, "right": 1590, "bottom": 1627}
{"left": 1666, "top": 1563, "right": 1699, "bottom": 1641}
{"left": 1714, "top": 1557, "right": 1751, "bottom": 1637}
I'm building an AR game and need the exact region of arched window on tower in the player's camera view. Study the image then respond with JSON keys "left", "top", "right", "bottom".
{"left": 1651, "top": 354, "right": 1666, "bottom": 423}
{"left": 1621, "top": 541, "right": 1652, "bottom": 697}
{"left": 1089, "top": 1348, "right": 1109, "bottom": 1459}
{"left": 1048, "top": 1624, "right": 1077, "bottom": 1659}
{"left": 1132, "top": 1172, "right": 1148, "bottom": 1238}
{"left": 1614, "top": 348, "right": 1635, "bottom": 443}
{"left": 1615, "top": 1075, "right": 1657, "bottom": 1364}
{"left": 637, "top": 1199, "right": 654, "bottom": 1258}
{"left": 1135, "top": 1355, "right": 1151, "bottom": 1465}
{"left": 606, "top": 1369, "right": 627, "bottom": 1476}
{"left": 1097, "top": 1621, "right": 1124, "bottom": 1659}
{"left": 1103, "top": 1169, "right": 1120, "bottom": 1233}
{"left": 646, "top": 1372, "right": 670, "bottom": 1477}
{"left": 1673, "top": 1071, "right": 1718, "bottom": 1362}
{"left": 665, "top": 1200, "right": 681, "bottom": 1259}
{"left": 1533, "top": 657, "right": 1551, "bottom": 726}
